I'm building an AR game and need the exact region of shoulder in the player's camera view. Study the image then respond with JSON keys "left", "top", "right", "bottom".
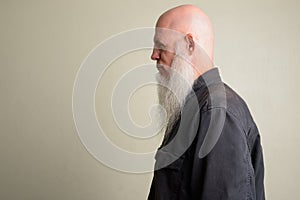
{"left": 223, "top": 84, "right": 257, "bottom": 133}
{"left": 192, "top": 82, "right": 257, "bottom": 133}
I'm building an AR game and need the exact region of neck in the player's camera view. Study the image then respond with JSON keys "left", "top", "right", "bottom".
{"left": 193, "top": 64, "right": 214, "bottom": 80}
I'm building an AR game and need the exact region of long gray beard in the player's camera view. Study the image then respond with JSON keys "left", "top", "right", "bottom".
{"left": 156, "top": 55, "right": 195, "bottom": 135}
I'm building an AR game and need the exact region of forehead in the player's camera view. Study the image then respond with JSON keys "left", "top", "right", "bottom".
{"left": 153, "top": 27, "right": 183, "bottom": 44}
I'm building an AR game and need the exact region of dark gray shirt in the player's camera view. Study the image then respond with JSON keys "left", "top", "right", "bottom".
{"left": 148, "top": 68, "right": 265, "bottom": 200}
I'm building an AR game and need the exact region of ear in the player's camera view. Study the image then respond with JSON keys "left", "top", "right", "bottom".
{"left": 185, "top": 33, "right": 194, "bottom": 55}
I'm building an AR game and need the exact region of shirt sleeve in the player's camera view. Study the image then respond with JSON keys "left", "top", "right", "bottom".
{"left": 248, "top": 123, "right": 266, "bottom": 200}
{"left": 190, "top": 107, "right": 261, "bottom": 200}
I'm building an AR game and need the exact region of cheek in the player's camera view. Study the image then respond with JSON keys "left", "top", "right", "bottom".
{"left": 161, "top": 51, "right": 175, "bottom": 67}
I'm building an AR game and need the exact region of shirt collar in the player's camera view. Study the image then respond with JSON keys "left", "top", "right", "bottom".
{"left": 192, "top": 67, "right": 222, "bottom": 91}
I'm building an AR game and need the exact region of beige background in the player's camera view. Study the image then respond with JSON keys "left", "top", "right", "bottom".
{"left": 1, "top": 0, "right": 299, "bottom": 199}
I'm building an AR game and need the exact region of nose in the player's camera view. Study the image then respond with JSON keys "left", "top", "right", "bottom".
{"left": 151, "top": 48, "right": 160, "bottom": 61}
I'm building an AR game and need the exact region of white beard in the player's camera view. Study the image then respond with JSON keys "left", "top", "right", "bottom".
{"left": 156, "top": 55, "right": 195, "bottom": 135}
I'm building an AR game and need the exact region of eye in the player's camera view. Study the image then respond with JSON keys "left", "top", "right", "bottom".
{"left": 158, "top": 44, "right": 165, "bottom": 49}
{"left": 154, "top": 41, "right": 166, "bottom": 50}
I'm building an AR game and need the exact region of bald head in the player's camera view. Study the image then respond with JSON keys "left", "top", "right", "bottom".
{"left": 157, "top": 5, "right": 214, "bottom": 61}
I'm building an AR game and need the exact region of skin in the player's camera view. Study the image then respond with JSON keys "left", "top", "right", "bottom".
{"left": 151, "top": 5, "right": 214, "bottom": 79}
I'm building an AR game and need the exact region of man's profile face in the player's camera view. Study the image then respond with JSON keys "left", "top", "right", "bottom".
{"left": 151, "top": 28, "right": 183, "bottom": 78}
{"left": 152, "top": 28, "right": 196, "bottom": 131}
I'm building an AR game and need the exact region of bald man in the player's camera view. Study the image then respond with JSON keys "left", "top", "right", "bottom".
{"left": 148, "top": 5, "right": 265, "bottom": 200}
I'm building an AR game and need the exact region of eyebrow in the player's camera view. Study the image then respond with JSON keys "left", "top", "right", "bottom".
{"left": 154, "top": 40, "right": 166, "bottom": 48}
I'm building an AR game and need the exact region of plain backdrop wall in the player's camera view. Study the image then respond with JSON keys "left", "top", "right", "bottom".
{"left": 1, "top": 0, "right": 299, "bottom": 199}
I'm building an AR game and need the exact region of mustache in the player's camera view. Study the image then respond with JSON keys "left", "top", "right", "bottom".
{"left": 156, "top": 63, "right": 171, "bottom": 79}
{"left": 156, "top": 63, "right": 167, "bottom": 70}
{"left": 156, "top": 63, "right": 163, "bottom": 68}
